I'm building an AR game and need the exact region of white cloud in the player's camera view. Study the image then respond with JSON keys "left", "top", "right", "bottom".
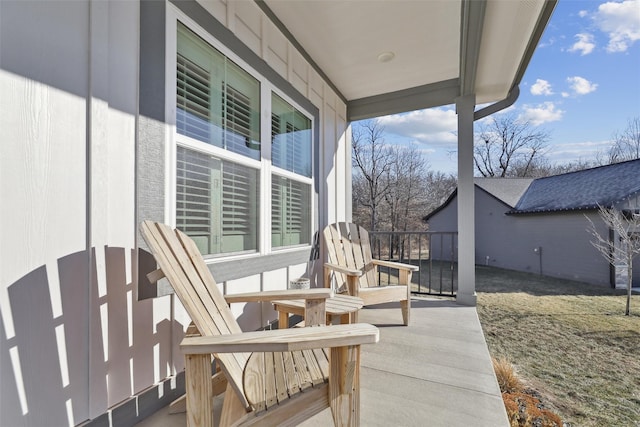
{"left": 530, "top": 79, "right": 554, "bottom": 96}
{"left": 551, "top": 140, "right": 612, "bottom": 156}
{"left": 578, "top": 10, "right": 589, "bottom": 18}
{"left": 568, "top": 33, "right": 596, "bottom": 55}
{"left": 547, "top": 140, "right": 614, "bottom": 164}
{"left": 376, "top": 108, "right": 458, "bottom": 145}
{"left": 594, "top": 0, "right": 640, "bottom": 52}
{"left": 518, "top": 102, "right": 564, "bottom": 126}
{"left": 567, "top": 76, "right": 598, "bottom": 95}
{"left": 538, "top": 36, "right": 557, "bottom": 48}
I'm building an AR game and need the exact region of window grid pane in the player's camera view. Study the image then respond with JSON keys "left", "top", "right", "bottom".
{"left": 177, "top": 54, "right": 211, "bottom": 142}
{"left": 177, "top": 146, "right": 259, "bottom": 255}
{"left": 223, "top": 83, "right": 260, "bottom": 159}
{"left": 177, "top": 22, "right": 260, "bottom": 160}
{"left": 271, "top": 94, "right": 311, "bottom": 178}
{"left": 272, "top": 175, "right": 311, "bottom": 247}
{"left": 176, "top": 23, "right": 315, "bottom": 257}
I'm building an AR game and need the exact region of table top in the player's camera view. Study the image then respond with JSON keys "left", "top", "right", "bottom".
{"left": 272, "top": 294, "right": 363, "bottom": 315}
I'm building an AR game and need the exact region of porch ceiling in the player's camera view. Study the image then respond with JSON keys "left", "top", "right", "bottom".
{"left": 260, "top": 0, "right": 556, "bottom": 120}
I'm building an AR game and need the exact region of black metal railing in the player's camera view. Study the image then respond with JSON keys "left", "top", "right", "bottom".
{"left": 369, "top": 231, "right": 458, "bottom": 297}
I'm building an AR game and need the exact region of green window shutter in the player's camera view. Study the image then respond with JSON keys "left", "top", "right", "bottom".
{"left": 271, "top": 94, "right": 311, "bottom": 177}
{"left": 272, "top": 175, "right": 311, "bottom": 247}
{"left": 177, "top": 54, "right": 211, "bottom": 142}
{"left": 176, "top": 147, "right": 221, "bottom": 254}
{"left": 177, "top": 22, "right": 260, "bottom": 160}
{"left": 177, "top": 147, "right": 258, "bottom": 255}
{"left": 221, "top": 161, "right": 259, "bottom": 253}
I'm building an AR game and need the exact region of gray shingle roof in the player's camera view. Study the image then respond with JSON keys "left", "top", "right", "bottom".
{"left": 474, "top": 178, "right": 534, "bottom": 208}
{"left": 509, "top": 159, "right": 640, "bottom": 214}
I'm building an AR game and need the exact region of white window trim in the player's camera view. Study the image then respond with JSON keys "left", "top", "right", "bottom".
{"left": 165, "top": 5, "right": 315, "bottom": 262}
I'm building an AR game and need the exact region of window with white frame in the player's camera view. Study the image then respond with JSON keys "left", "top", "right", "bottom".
{"left": 271, "top": 94, "right": 312, "bottom": 247}
{"left": 174, "top": 21, "right": 313, "bottom": 257}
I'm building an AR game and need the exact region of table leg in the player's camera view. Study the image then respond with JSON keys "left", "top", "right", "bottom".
{"left": 341, "top": 311, "right": 358, "bottom": 324}
{"left": 278, "top": 310, "right": 289, "bottom": 329}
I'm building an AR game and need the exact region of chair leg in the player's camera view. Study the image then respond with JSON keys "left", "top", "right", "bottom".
{"left": 220, "top": 383, "right": 247, "bottom": 427}
{"left": 185, "top": 354, "right": 214, "bottom": 427}
{"left": 400, "top": 270, "right": 412, "bottom": 326}
{"left": 401, "top": 299, "right": 410, "bottom": 326}
{"left": 329, "top": 345, "right": 360, "bottom": 426}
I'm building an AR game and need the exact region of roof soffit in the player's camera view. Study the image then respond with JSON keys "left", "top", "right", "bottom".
{"left": 262, "top": 0, "right": 461, "bottom": 100}
{"left": 475, "top": 0, "right": 548, "bottom": 104}
{"left": 260, "top": 0, "right": 555, "bottom": 120}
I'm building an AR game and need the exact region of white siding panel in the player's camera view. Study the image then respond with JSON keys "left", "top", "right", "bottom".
{"left": 323, "top": 103, "right": 338, "bottom": 225}
{"left": 288, "top": 263, "right": 309, "bottom": 286}
{"left": 262, "top": 268, "right": 286, "bottom": 326}
{"left": 171, "top": 296, "right": 191, "bottom": 373}
{"left": 0, "top": 7, "right": 89, "bottom": 420}
{"left": 262, "top": 268, "right": 287, "bottom": 292}
{"left": 290, "top": 49, "right": 309, "bottom": 97}
{"left": 225, "top": 275, "right": 261, "bottom": 331}
{"left": 265, "top": 21, "right": 289, "bottom": 79}
{"left": 197, "top": 0, "right": 228, "bottom": 26}
{"left": 309, "top": 69, "right": 324, "bottom": 107}
{"left": 87, "top": 0, "right": 175, "bottom": 413}
{"left": 233, "top": 0, "right": 262, "bottom": 56}
{"left": 335, "top": 116, "right": 348, "bottom": 222}
{"left": 0, "top": 74, "right": 88, "bottom": 290}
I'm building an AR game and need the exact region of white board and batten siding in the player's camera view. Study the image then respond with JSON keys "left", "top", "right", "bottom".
{"left": 0, "top": 0, "right": 351, "bottom": 425}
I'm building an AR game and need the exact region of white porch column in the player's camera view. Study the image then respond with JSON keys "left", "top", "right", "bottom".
{"left": 456, "top": 94, "right": 477, "bottom": 306}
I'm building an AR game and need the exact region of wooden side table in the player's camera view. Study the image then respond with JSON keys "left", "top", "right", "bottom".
{"left": 273, "top": 294, "right": 364, "bottom": 328}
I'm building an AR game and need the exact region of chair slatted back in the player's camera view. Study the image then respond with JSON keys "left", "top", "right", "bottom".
{"left": 140, "top": 221, "right": 250, "bottom": 408}
{"left": 324, "top": 222, "right": 376, "bottom": 289}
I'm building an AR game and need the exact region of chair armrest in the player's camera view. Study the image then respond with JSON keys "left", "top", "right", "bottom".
{"left": 372, "top": 259, "right": 419, "bottom": 271}
{"left": 224, "top": 288, "right": 333, "bottom": 304}
{"left": 324, "top": 262, "right": 362, "bottom": 277}
{"left": 181, "top": 323, "right": 379, "bottom": 354}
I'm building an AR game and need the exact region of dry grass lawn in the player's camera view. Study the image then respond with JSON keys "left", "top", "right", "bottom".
{"left": 475, "top": 265, "right": 640, "bottom": 427}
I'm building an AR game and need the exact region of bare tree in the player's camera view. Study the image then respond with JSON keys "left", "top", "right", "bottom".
{"left": 586, "top": 206, "right": 640, "bottom": 316}
{"left": 383, "top": 145, "right": 429, "bottom": 230}
{"left": 474, "top": 114, "right": 550, "bottom": 177}
{"left": 546, "top": 159, "right": 598, "bottom": 175}
{"left": 608, "top": 117, "right": 640, "bottom": 164}
{"left": 423, "top": 171, "right": 457, "bottom": 214}
{"left": 352, "top": 120, "right": 394, "bottom": 231}
{"left": 381, "top": 145, "right": 431, "bottom": 258}
{"left": 352, "top": 120, "right": 457, "bottom": 246}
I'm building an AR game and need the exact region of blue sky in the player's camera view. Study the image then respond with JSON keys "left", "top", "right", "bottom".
{"left": 373, "top": 0, "right": 640, "bottom": 175}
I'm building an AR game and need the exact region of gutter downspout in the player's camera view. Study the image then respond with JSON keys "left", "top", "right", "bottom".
{"left": 474, "top": 86, "right": 520, "bottom": 121}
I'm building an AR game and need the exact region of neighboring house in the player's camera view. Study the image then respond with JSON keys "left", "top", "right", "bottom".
{"left": 425, "top": 159, "right": 640, "bottom": 287}
{"left": 0, "top": 1, "right": 555, "bottom": 426}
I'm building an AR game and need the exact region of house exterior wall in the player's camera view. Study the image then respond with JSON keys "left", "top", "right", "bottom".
{"left": 0, "top": 0, "right": 350, "bottom": 425}
{"left": 427, "top": 197, "right": 458, "bottom": 261}
{"left": 614, "top": 194, "right": 640, "bottom": 287}
{"left": 428, "top": 188, "right": 613, "bottom": 287}
{"left": 491, "top": 210, "right": 609, "bottom": 285}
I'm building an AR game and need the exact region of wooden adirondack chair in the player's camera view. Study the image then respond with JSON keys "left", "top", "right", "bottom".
{"left": 323, "top": 222, "right": 419, "bottom": 326}
{"left": 140, "top": 221, "right": 378, "bottom": 427}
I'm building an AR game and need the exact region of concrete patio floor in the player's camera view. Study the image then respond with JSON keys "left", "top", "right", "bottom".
{"left": 137, "top": 298, "right": 508, "bottom": 427}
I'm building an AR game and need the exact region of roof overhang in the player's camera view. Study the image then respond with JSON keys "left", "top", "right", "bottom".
{"left": 260, "top": 0, "right": 557, "bottom": 121}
